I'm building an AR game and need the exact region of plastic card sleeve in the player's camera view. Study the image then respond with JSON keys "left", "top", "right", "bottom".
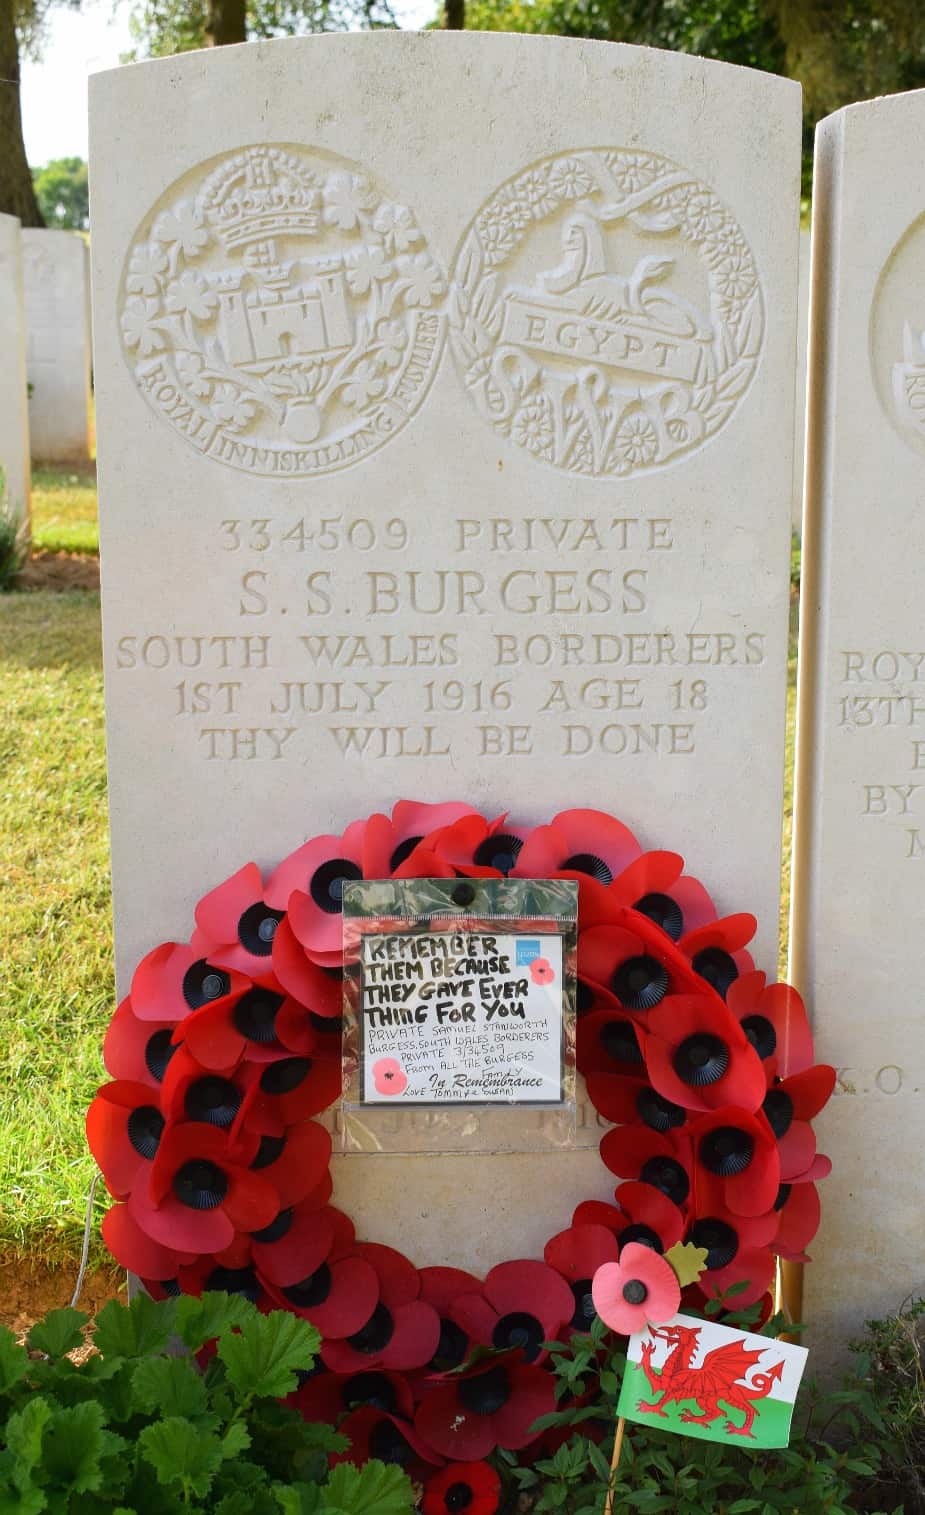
{"left": 338, "top": 877, "right": 578, "bottom": 1156}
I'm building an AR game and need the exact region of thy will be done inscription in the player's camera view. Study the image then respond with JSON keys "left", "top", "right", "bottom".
{"left": 112, "top": 511, "right": 769, "bottom": 770}
{"left": 358, "top": 930, "right": 564, "bottom": 1105}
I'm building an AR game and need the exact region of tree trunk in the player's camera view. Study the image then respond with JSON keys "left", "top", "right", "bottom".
{"left": 444, "top": 0, "right": 464, "bottom": 28}
{"left": 0, "top": 0, "right": 44, "bottom": 225}
{"left": 205, "top": 0, "right": 247, "bottom": 46}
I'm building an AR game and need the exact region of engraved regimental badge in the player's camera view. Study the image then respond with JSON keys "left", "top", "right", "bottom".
{"left": 450, "top": 149, "right": 764, "bottom": 478}
{"left": 119, "top": 144, "right": 447, "bottom": 476}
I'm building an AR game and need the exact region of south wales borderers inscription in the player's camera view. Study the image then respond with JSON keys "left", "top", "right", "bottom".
{"left": 450, "top": 148, "right": 764, "bottom": 477}
{"left": 118, "top": 144, "right": 446, "bottom": 476}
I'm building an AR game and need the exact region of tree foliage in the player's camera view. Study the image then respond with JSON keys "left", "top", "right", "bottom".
{"left": 125, "top": 0, "right": 397, "bottom": 58}
{"left": 32, "top": 155, "right": 88, "bottom": 228}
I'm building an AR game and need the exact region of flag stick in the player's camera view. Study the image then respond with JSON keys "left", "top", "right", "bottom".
{"left": 603, "top": 1415, "right": 626, "bottom": 1515}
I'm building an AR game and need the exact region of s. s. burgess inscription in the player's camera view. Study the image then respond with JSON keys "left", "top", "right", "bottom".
{"left": 118, "top": 144, "right": 446, "bottom": 476}
{"left": 449, "top": 148, "right": 764, "bottom": 478}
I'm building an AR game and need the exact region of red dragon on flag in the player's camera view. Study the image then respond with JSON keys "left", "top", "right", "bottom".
{"left": 635, "top": 1319, "right": 787, "bottom": 1438}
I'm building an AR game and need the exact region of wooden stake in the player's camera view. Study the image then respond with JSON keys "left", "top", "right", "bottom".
{"left": 602, "top": 1415, "right": 626, "bottom": 1515}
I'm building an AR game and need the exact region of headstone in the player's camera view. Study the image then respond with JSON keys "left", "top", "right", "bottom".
{"left": 22, "top": 229, "right": 92, "bottom": 463}
{"left": 792, "top": 88, "right": 925, "bottom": 1364}
{"left": 89, "top": 33, "right": 801, "bottom": 1271}
{"left": 0, "top": 214, "right": 31, "bottom": 525}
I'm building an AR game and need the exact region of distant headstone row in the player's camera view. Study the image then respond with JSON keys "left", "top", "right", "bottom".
{"left": 82, "top": 32, "right": 924, "bottom": 1362}
{"left": 0, "top": 223, "right": 92, "bottom": 524}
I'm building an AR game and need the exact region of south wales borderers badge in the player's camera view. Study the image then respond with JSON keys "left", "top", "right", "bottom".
{"left": 119, "top": 143, "right": 447, "bottom": 476}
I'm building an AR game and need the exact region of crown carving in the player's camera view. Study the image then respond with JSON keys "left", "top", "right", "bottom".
{"left": 200, "top": 147, "right": 321, "bottom": 253}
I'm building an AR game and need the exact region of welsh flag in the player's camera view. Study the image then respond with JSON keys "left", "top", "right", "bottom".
{"left": 617, "top": 1313, "right": 808, "bottom": 1449}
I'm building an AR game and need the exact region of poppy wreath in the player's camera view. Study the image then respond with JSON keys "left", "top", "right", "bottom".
{"left": 89, "top": 800, "right": 834, "bottom": 1498}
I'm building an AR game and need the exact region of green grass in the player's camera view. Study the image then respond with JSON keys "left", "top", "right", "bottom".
{"left": 30, "top": 464, "right": 99, "bottom": 555}
{"left": 0, "top": 591, "right": 111, "bottom": 1265}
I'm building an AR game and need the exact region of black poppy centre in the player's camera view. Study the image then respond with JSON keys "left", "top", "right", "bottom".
{"left": 205, "top": 1266, "right": 260, "bottom": 1302}
{"left": 491, "top": 1309, "right": 545, "bottom": 1360}
{"left": 613, "top": 954, "right": 669, "bottom": 1010}
{"left": 343, "top": 1371, "right": 399, "bottom": 1413}
{"left": 458, "top": 1365, "right": 511, "bottom": 1416}
{"left": 368, "top": 1419, "right": 415, "bottom": 1467}
{"left": 473, "top": 833, "right": 523, "bottom": 874}
{"left": 445, "top": 1483, "right": 475, "bottom": 1513}
{"left": 633, "top": 891, "right": 684, "bottom": 941}
{"left": 692, "top": 946, "right": 739, "bottom": 999}
{"left": 742, "top": 1013, "right": 777, "bottom": 1059}
{"left": 284, "top": 1263, "right": 333, "bottom": 1308}
{"left": 570, "top": 1279, "right": 596, "bottom": 1329}
{"left": 700, "top": 1125, "right": 755, "bottom": 1176}
{"left": 618, "top": 1223, "right": 663, "bottom": 1253}
{"left": 636, "top": 1087, "right": 686, "bottom": 1132}
{"left": 233, "top": 989, "right": 283, "bottom": 1044}
{"left": 600, "top": 1018, "right": 643, "bottom": 1066}
{"left": 260, "top": 1057, "right": 312, "bottom": 1095}
{"left": 173, "top": 1158, "right": 228, "bottom": 1210}
{"left": 182, "top": 958, "right": 231, "bottom": 1009}
{"left": 639, "top": 1155, "right": 689, "bottom": 1207}
{"left": 673, "top": 1032, "right": 730, "bottom": 1087}
{"left": 237, "top": 902, "right": 284, "bottom": 956}
{"left": 689, "top": 1217, "right": 739, "bottom": 1270}
{"left": 127, "top": 1104, "right": 165, "bottom": 1159}
{"left": 561, "top": 852, "right": 612, "bottom": 884}
{"left": 144, "top": 1029, "right": 177, "bottom": 1083}
{"left": 250, "top": 1132, "right": 286, "bottom": 1170}
{"left": 763, "top": 1087, "right": 794, "bottom": 1137}
{"left": 430, "top": 1317, "right": 469, "bottom": 1371}
{"left": 622, "top": 1278, "right": 648, "bottom": 1305}
{"left": 310, "top": 858, "right": 363, "bottom": 914}
{"left": 347, "top": 1302, "right": 395, "bottom": 1355}
{"left": 185, "top": 1075, "right": 241, "bottom": 1127}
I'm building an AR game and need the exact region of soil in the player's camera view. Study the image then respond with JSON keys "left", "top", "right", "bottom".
{"left": 16, "top": 551, "right": 100, "bottom": 592}
{"left": 0, "top": 1256, "right": 123, "bottom": 1343}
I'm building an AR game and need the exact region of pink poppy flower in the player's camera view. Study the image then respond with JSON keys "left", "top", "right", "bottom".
{"left": 591, "top": 1241, "right": 680, "bottom": 1335}
{"left": 529, "top": 957, "right": 555, "bottom": 986}
{"left": 373, "top": 1057, "right": 408, "bottom": 1096}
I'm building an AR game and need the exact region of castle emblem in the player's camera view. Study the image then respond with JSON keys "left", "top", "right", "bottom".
{"left": 450, "top": 148, "right": 764, "bottom": 477}
{"left": 119, "top": 145, "right": 446, "bottom": 476}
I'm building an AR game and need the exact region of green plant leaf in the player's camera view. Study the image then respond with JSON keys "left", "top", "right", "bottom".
{"left": 41, "top": 1400, "right": 106, "bottom": 1495}
{"left": 321, "top": 1459, "right": 414, "bottom": 1515}
{"left": 27, "top": 1308, "right": 90, "bottom": 1358}
{"left": 221, "top": 1421, "right": 252, "bottom": 1461}
{"left": 94, "top": 1294, "right": 177, "bottom": 1359}
{"left": 274, "top": 1483, "right": 323, "bottom": 1515}
{"left": 217, "top": 1310, "right": 321, "bottom": 1401}
{"left": 4, "top": 1397, "right": 52, "bottom": 1494}
{"left": 130, "top": 1355, "right": 210, "bottom": 1420}
{"left": 0, "top": 1486, "right": 46, "bottom": 1515}
{"left": 0, "top": 1328, "right": 28, "bottom": 1392}
{"left": 139, "top": 1417, "right": 225, "bottom": 1500}
{"left": 174, "top": 1290, "right": 255, "bottom": 1351}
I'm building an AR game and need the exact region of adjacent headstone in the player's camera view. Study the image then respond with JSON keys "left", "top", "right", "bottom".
{"left": 22, "top": 229, "right": 92, "bottom": 463}
{"left": 90, "top": 32, "right": 801, "bottom": 1271}
{"left": 792, "top": 88, "right": 925, "bottom": 1364}
{"left": 0, "top": 214, "right": 31, "bottom": 525}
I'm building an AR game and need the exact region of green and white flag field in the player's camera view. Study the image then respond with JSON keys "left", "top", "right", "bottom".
{"left": 617, "top": 1313, "right": 808, "bottom": 1449}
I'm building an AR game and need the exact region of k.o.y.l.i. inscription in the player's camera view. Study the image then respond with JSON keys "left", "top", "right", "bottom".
{"left": 118, "top": 145, "right": 447, "bottom": 476}
{"left": 449, "top": 148, "right": 764, "bottom": 478}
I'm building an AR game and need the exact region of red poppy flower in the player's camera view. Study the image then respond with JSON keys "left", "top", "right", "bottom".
{"left": 181, "top": 977, "right": 321, "bottom": 1070}
{"left": 414, "top": 812, "right": 529, "bottom": 878}
{"left": 415, "top": 1350, "right": 555, "bottom": 1459}
{"left": 642, "top": 994, "right": 767, "bottom": 1113}
{"left": 585, "top": 1070, "right": 688, "bottom": 1135}
{"left": 685, "top": 1206, "right": 780, "bottom": 1307}
{"left": 270, "top": 915, "right": 343, "bottom": 1018}
{"left": 600, "top": 1123, "right": 692, "bottom": 1213}
{"left": 265, "top": 818, "right": 370, "bottom": 966}
{"left": 331, "top": 1407, "right": 443, "bottom": 1481}
{"left": 191, "top": 861, "right": 287, "bottom": 978}
{"left": 230, "top": 1049, "right": 344, "bottom": 1132}
{"left": 446, "top": 1260, "right": 574, "bottom": 1364}
{"left": 513, "top": 809, "right": 641, "bottom": 886}
{"left": 87, "top": 1080, "right": 168, "bottom": 1198}
{"left": 266, "top": 1250, "right": 380, "bottom": 1339}
{"left": 160, "top": 1045, "right": 249, "bottom": 1131}
{"left": 423, "top": 1461, "right": 501, "bottom": 1515}
{"left": 103, "top": 996, "right": 176, "bottom": 1089}
{"left": 131, "top": 942, "right": 252, "bottom": 1024}
{"left": 175, "top": 1256, "right": 277, "bottom": 1311}
{"left": 101, "top": 1201, "right": 195, "bottom": 1280}
{"left": 362, "top": 801, "right": 485, "bottom": 878}
{"left": 129, "top": 1120, "right": 278, "bottom": 1254}
{"left": 606, "top": 849, "right": 720, "bottom": 944}
{"left": 771, "top": 1179, "right": 822, "bottom": 1262}
{"left": 292, "top": 1367, "right": 414, "bottom": 1425}
{"left": 250, "top": 1194, "right": 341, "bottom": 1288}
{"left": 322, "top": 1244, "right": 440, "bottom": 1372}
{"left": 577, "top": 923, "right": 681, "bottom": 1015}
{"left": 578, "top": 1007, "right": 648, "bottom": 1077}
{"left": 614, "top": 1181, "right": 686, "bottom": 1252}
{"left": 689, "top": 1106, "right": 780, "bottom": 1218}
{"left": 543, "top": 1224, "right": 620, "bottom": 1331}
{"left": 676, "top": 914, "right": 757, "bottom": 1000}
{"left": 761, "top": 1065, "right": 836, "bottom": 1179}
{"left": 727, "top": 972, "right": 815, "bottom": 1078}
{"left": 242, "top": 1118, "right": 334, "bottom": 1210}
{"left": 592, "top": 1241, "right": 681, "bottom": 1335}
{"left": 411, "top": 1267, "right": 483, "bottom": 1381}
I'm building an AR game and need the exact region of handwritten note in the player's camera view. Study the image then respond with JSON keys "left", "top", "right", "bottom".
{"left": 359, "top": 930, "right": 564, "bottom": 1105}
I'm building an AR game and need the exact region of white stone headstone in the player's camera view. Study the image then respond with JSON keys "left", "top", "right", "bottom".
{"left": 90, "top": 33, "right": 801, "bottom": 1271}
{"left": 22, "top": 229, "right": 92, "bottom": 463}
{"left": 792, "top": 88, "right": 925, "bottom": 1362}
{"left": 0, "top": 214, "right": 31, "bottom": 526}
